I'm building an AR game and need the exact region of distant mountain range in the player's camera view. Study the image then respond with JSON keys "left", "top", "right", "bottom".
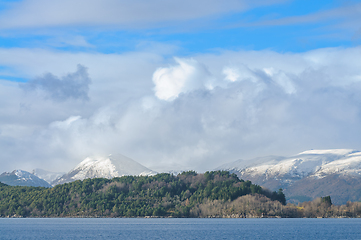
{"left": 217, "top": 149, "right": 361, "bottom": 204}
{"left": 0, "top": 170, "right": 52, "bottom": 188}
{"left": 2, "top": 149, "right": 361, "bottom": 204}
{"left": 0, "top": 154, "right": 157, "bottom": 188}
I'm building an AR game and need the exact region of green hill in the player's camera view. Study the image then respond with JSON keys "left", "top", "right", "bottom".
{"left": 0, "top": 171, "right": 285, "bottom": 217}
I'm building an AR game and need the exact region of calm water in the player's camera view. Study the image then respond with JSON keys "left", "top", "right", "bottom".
{"left": 0, "top": 218, "right": 360, "bottom": 239}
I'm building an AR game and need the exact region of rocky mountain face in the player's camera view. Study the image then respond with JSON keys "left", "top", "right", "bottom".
{"left": 217, "top": 149, "right": 361, "bottom": 204}
{"left": 0, "top": 170, "right": 52, "bottom": 188}
{"left": 52, "top": 154, "right": 157, "bottom": 186}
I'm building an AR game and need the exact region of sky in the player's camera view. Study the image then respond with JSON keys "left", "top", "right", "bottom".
{"left": 1, "top": 0, "right": 361, "bottom": 173}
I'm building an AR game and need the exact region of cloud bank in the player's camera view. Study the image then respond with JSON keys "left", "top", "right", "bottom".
{"left": 1, "top": 46, "right": 361, "bottom": 173}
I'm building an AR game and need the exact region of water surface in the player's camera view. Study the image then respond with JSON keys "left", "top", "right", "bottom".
{"left": 0, "top": 218, "right": 360, "bottom": 239}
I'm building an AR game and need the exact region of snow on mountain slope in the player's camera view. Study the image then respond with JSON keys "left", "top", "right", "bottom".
{"left": 314, "top": 151, "right": 361, "bottom": 177}
{"left": 52, "top": 154, "right": 157, "bottom": 185}
{"left": 217, "top": 149, "right": 361, "bottom": 204}
{"left": 217, "top": 156, "right": 286, "bottom": 171}
{"left": 221, "top": 149, "right": 359, "bottom": 180}
{"left": 0, "top": 170, "right": 52, "bottom": 188}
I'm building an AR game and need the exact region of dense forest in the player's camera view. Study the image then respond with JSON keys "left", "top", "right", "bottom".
{"left": 0, "top": 171, "right": 360, "bottom": 218}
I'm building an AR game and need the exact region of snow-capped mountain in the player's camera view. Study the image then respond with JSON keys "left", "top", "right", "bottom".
{"left": 52, "top": 154, "right": 157, "bottom": 186}
{"left": 217, "top": 149, "right": 361, "bottom": 204}
{"left": 219, "top": 149, "right": 360, "bottom": 180}
{"left": 0, "top": 170, "right": 52, "bottom": 188}
{"left": 32, "top": 168, "right": 65, "bottom": 183}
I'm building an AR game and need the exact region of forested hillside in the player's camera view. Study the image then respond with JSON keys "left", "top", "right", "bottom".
{"left": 0, "top": 171, "right": 285, "bottom": 217}
{"left": 1, "top": 170, "right": 360, "bottom": 218}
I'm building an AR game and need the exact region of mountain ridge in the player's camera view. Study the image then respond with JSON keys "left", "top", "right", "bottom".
{"left": 217, "top": 149, "right": 361, "bottom": 204}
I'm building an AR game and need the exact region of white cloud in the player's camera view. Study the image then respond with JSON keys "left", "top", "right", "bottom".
{"left": 222, "top": 65, "right": 258, "bottom": 82}
{"left": 152, "top": 58, "right": 213, "bottom": 101}
{"left": 0, "top": 0, "right": 285, "bottom": 30}
{"left": 1, "top": 46, "right": 361, "bottom": 173}
{"left": 263, "top": 67, "right": 296, "bottom": 94}
{"left": 223, "top": 67, "right": 240, "bottom": 82}
{"left": 50, "top": 116, "right": 81, "bottom": 129}
{"left": 236, "top": 2, "right": 361, "bottom": 39}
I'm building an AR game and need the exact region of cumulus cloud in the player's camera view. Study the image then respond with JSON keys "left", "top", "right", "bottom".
{"left": 222, "top": 65, "right": 259, "bottom": 83}
{"left": 263, "top": 67, "right": 296, "bottom": 94}
{"left": 152, "top": 58, "right": 214, "bottom": 101}
{"left": 22, "top": 64, "right": 91, "bottom": 101}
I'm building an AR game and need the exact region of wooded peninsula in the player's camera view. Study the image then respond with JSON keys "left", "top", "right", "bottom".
{"left": 1, "top": 171, "right": 360, "bottom": 218}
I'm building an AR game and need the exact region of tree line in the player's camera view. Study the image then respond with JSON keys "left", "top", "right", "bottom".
{"left": 1, "top": 170, "right": 360, "bottom": 218}
{"left": 0, "top": 171, "right": 286, "bottom": 217}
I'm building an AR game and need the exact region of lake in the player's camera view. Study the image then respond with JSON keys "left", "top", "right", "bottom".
{"left": 0, "top": 218, "right": 360, "bottom": 239}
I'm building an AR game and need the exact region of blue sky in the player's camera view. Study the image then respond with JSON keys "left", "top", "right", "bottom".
{"left": 0, "top": 0, "right": 361, "bottom": 172}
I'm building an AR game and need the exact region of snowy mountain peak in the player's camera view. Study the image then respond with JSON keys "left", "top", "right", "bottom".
{"left": 0, "top": 169, "right": 52, "bottom": 188}
{"left": 14, "top": 169, "right": 32, "bottom": 178}
{"left": 52, "top": 154, "right": 157, "bottom": 186}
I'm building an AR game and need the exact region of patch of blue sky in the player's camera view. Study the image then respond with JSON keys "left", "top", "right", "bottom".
{"left": 0, "top": 0, "right": 21, "bottom": 11}
{"left": 251, "top": 0, "right": 340, "bottom": 17}
{"left": 78, "top": 30, "right": 142, "bottom": 54}
{"left": 1, "top": 23, "right": 354, "bottom": 54}
{"left": 190, "top": 0, "right": 357, "bottom": 51}
{"left": 0, "top": 75, "right": 27, "bottom": 83}
{"left": 0, "top": 30, "right": 93, "bottom": 52}
{"left": 0, "top": 0, "right": 358, "bottom": 54}
{"left": 0, "top": 65, "right": 27, "bottom": 82}
{"left": 59, "top": 0, "right": 361, "bottom": 53}
{"left": 86, "top": 24, "right": 353, "bottom": 56}
{"left": 151, "top": 0, "right": 359, "bottom": 53}
{"left": 0, "top": 35, "right": 43, "bottom": 48}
